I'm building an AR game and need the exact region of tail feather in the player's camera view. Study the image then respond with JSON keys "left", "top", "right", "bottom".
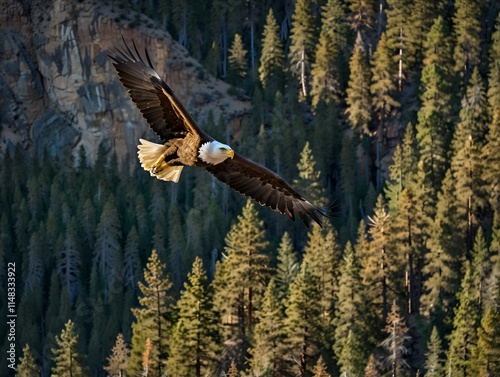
{"left": 137, "top": 139, "right": 184, "bottom": 183}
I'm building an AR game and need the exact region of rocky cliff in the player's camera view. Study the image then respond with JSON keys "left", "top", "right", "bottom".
{"left": 0, "top": 0, "right": 250, "bottom": 164}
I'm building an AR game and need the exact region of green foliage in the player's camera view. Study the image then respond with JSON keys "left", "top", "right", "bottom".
{"left": 168, "top": 257, "right": 220, "bottom": 376}
{"left": 381, "top": 302, "right": 411, "bottom": 377}
{"left": 446, "top": 262, "right": 480, "bottom": 377}
{"left": 346, "top": 33, "right": 372, "bottom": 134}
{"left": 5, "top": 2, "right": 500, "bottom": 375}
{"left": 370, "top": 33, "right": 399, "bottom": 126}
{"left": 104, "top": 333, "right": 130, "bottom": 377}
{"left": 333, "top": 242, "right": 370, "bottom": 376}
{"left": 275, "top": 232, "right": 299, "bottom": 301}
{"left": 222, "top": 200, "right": 270, "bottom": 334}
{"left": 228, "top": 33, "right": 248, "bottom": 85}
{"left": 364, "top": 195, "right": 391, "bottom": 322}
{"left": 312, "top": 356, "right": 331, "bottom": 377}
{"left": 450, "top": 68, "right": 488, "bottom": 248}
{"left": 249, "top": 279, "right": 288, "bottom": 376}
{"left": 288, "top": 0, "right": 317, "bottom": 98}
{"left": 310, "top": 0, "right": 348, "bottom": 108}
{"left": 284, "top": 264, "right": 323, "bottom": 377}
{"left": 452, "top": 0, "right": 483, "bottom": 79}
{"left": 424, "top": 327, "right": 444, "bottom": 377}
{"left": 16, "top": 344, "right": 39, "bottom": 377}
{"left": 294, "top": 141, "right": 327, "bottom": 206}
{"left": 128, "top": 250, "right": 173, "bottom": 377}
{"left": 477, "top": 307, "right": 500, "bottom": 376}
{"left": 259, "top": 9, "right": 285, "bottom": 93}
{"left": 51, "top": 320, "right": 86, "bottom": 377}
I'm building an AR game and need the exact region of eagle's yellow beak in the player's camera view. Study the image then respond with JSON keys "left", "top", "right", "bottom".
{"left": 227, "top": 150, "right": 235, "bottom": 159}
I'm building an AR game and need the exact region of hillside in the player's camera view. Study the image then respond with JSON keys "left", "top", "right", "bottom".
{"left": 2, "top": 0, "right": 500, "bottom": 376}
{"left": 0, "top": 0, "right": 250, "bottom": 163}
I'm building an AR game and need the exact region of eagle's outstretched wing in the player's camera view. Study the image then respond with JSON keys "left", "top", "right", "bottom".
{"left": 108, "top": 38, "right": 211, "bottom": 143}
{"left": 206, "top": 153, "right": 337, "bottom": 227}
{"left": 109, "top": 38, "right": 337, "bottom": 227}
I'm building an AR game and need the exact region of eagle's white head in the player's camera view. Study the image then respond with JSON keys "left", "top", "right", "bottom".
{"left": 198, "top": 141, "right": 234, "bottom": 165}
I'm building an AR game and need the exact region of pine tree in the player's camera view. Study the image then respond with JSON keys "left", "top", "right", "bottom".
{"left": 16, "top": 344, "right": 39, "bottom": 377}
{"left": 23, "top": 230, "right": 44, "bottom": 292}
{"left": 249, "top": 279, "right": 288, "bottom": 377}
{"left": 388, "top": 183, "right": 429, "bottom": 314}
{"left": 416, "top": 17, "right": 454, "bottom": 194}
{"left": 477, "top": 307, "right": 500, "bottom": 376}
{"left": 104, "top": 333, "right": 130, "bottom": 377}
{"left": 381, "top": 302, "right": 411, "bottom": 377}
{"left": 128, "top": 250, "right": 173, "bottom": 377}
{"left": 284, "top": 264, "right": 323, "bottom": 377}
{"left": 183, "top": 208, "right": 203, "bottom": 272}
{"left": 168, "top": 203, "right": 185, "bottom": 290}
{"left": 51, "top": 320, "right": 86, "bottom": 377}
{"left": 93, "top": 194, "right": 122, "bottom": 302}
{"left": 259, "top": 9, "right": 285, "bottom": 93}
{"left": 310, "top": 0, "right": 348, "bottom": 108}
{"left": 484, "top": 16, "right": 500, "bottom": 211}
{"left": 223, "top": 200, "right": 270, "bottom": 335}
{"left": 384, "top": 124, "right": 419, "bottom": 214}
{"left": 446, "top": 261, "right": 480, "bottom": 377}
{"left": 312, "top": 101, "right": 342, "bottom": 188}
{"left": 227, "top": 360, "right": 240, "bottom": 377}
{"left": 405, "top": 0, "right": 443, "bottom": 70}
{"left": 450, "top": 68, "right": 488, "bottom": 250}
{"left": 424, "top": 327, "right": 444, "bottom": 377}
{"left": 364, "top": 354, "right": 381, "bottom": 377}
{"left": 344, "top": 0, "right": 376, "bottom": 37}
{"left": 303, "top": 221, "right": 341, "bottom": 337}
{"left": 275, "top": 232, "right": 299, "bottom": 301}
{"left": 228, "top": 33, "right": 248, "bottom": 84}
{"left": 312, "top": 356, "right": 331, "bottom": 377}
{"left": 168, "top": 257, "right": 220, "bottom": 377}
{"left": 123, "top": 225, "right": 140, "bottom": 290}
{"left": 364, "top": 195, "right": 391, "bottom": 322}
{"left": 294, "top": 141, "right": 328, "bottom": 207}
{"left": 385, "top": 0, "right": 410, "bottom": 76}
{"left": 486, "top": 210, "right": 500, "bottom": 307}
{"left": 333, "top": 242, "right": 369, "bottom": 377}
{"left": 421, "top": 169, "right": 464, "bottom": 324}
{"left": 346, "top": 33, "right": 372, "bottom": 135}
{"left": 288, "top": 0, "right": 316, "bottom": 99}
{"left": 371, "top": 33, "right": 400, "bottom": 134}
{"left": 471, "top": 228, "right": 491, "bottom": 310}
{"left": 452, "top": 0, "right": 483, "bottom": 80}
{"left": 57, "top": 217, "right": 81, "bottom": 305}
{"left": 339, "top": 134, "right": 358, "bottom": 239}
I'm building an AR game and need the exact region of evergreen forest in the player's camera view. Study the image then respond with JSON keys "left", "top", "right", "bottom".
{"left": 3, "top": 0, "right": 500, "bottom": 376}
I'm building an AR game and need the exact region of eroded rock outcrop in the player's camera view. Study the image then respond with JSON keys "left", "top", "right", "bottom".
{"left": 0, "top": 0, "right": 249, "bottom": 164}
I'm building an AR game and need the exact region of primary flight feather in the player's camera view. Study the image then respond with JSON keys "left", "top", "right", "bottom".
{"left": 108, "top": 39, "right": 336, "bottom": 227}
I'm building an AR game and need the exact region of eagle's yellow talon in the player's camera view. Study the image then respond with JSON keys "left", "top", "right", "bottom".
{"left": 151, "top": 155, "right": 166, "bottom": 173}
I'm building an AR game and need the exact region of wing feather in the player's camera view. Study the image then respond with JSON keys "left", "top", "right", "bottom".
{"left": 206, "top": 153, "right": 337, "bottom": 227}
{"left": 108, "top": 39, "right": 211, "bottom": 143}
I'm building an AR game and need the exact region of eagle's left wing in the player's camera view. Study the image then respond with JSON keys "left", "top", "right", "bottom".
{"left": 108, "top": 39, "right": 211, "bottom": 143}
{"left": 206, "top": 153, "right": 337, "bottom": 227}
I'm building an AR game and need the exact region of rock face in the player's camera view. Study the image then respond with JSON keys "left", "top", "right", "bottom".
{"left": 0, "top": 0, "right": 249, "bottom": 164}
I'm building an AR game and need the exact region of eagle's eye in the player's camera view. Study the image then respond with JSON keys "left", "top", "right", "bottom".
{"left": 219, "top": 147, "right": 227, "bottom": 152}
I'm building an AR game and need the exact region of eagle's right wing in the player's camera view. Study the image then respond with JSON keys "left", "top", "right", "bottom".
{"left": 206, "top": 153, "right": 337, "bottom": 227}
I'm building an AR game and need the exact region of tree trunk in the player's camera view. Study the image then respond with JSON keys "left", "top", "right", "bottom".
{"left": 248, "top": 286, "right": 253, "bottom": 334}
{"left": 301, "top": 327, "right": 308, "bottom": 377}
{"left": 300, "top": 49, "right": 307, "bottom": 98}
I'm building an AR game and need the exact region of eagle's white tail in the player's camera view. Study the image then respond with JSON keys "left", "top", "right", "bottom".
{"left": 137, "top": 139, "right": 184, "bottom": 183}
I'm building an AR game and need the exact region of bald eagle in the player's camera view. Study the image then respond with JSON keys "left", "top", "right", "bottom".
{"left": 109, "top": 40, "right": 336, "bottom": 227}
